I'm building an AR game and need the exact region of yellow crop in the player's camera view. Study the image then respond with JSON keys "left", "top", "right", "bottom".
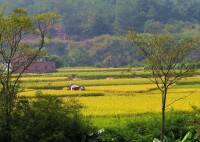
{"left": 75, "top": 92, "right": 200, "bottom": 117}
{"left": 86, "top": 84, "right": 157, "bottom": 92}
{"left": 15, "top": 68, "right": 200, "bottom": 119}
{"left": 18, "top": 89, "right": 103, "bottom": 97}
{"left": 18, "top": 77, "right": 68, "bottom": 82}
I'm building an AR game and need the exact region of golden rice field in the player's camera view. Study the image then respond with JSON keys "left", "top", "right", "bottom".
{"left": 78, "top": 91, "right": 200, "bottom": 117}
{"left": 17, "top": 74, "right": 200, "bottom": 116}
{"left": 18, "top": 77, "right": 68, "bottom": 82}
{"left": 18, "top": 86, "right": 200, "bottom": 117}
{"left": 16, "top": 67, "right": 200, "bottom": 128}
{"left": 19, "top": 78, "right": 152, "bottom": 89}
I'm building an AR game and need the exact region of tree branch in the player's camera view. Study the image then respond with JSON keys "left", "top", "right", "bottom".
{"left": 165, "top": 92, "right": 193, "bottom": 109}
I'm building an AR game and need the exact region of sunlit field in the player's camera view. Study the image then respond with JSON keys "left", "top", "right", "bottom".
{"left": 17, "top": 67, "right": 200, "bottom": 127}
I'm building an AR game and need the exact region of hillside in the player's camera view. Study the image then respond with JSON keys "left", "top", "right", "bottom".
{"left": 2, "top": 0, "right": 200, "bottom": 68}
{"left": 1, "top": 0, "right": 200, "bottom": 38}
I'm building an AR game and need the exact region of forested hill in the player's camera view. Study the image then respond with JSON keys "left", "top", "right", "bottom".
{"left": 1, "top": 0, "right": 200, "bottom": 68}
{"left": 1, "top": 0, "right": 200, "bottom": 38}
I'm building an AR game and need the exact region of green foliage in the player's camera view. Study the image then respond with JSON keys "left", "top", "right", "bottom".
{"left": 1, "top": 92, "right": 95, "bottom": 142}
{"left": 153, "top": 131, "right": 194, "bottom": 142}
{"left": 65, "top": 35, "right": 141, "bottom": 67}
{"left": 5, "top": 1, "right": 200, "bottom": 68}
{"left": 0, "top": 6, "right": 58, "bottom": 141}
{"left": 46, "top": 54, "right": 66, "bottom": 68}
{"left": 66, "top": 43, "right": 89, "bottom": 67}
{"left": 123, "top": 115, "right": 161, "bottom": 141}
{"left": 2, "top": 0, "right": 200, "bottom": 37}
{"left": 33, "top": 12, "right": 58, "bottom": 22}
{"left": 98, "top": 110, "right": 200, "bottom": 141}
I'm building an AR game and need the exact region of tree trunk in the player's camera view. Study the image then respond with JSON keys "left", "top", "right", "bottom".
{"left": 5, "top": 115, "right": 11, "bottom": 142}
{"left": 4, "top": 108, "right": 11, "bottom": 142}
{"left": 4, "top": 92, "right": 12, "bottom": 142}
{"left": 161, "top": 90, "right": 167, "bottom": 142}
{"left": 161, "top": 104, "right": 165, "bottom": 141}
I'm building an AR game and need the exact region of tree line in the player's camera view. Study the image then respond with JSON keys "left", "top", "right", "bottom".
{"left": 46, "top": 32, "right": 200, "bottom": 68}
{"left": 2, "top": 0, "right": 200, "bottom": 68}
{"left": 45, "top": 35, "right": 143, "bottom": 68}
{"left": 1, "top": 0, "right": 200, "bottom": 38}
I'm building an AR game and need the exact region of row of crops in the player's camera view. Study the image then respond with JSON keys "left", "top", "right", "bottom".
{"left": 18, "top": 67, "right": 200, "bottom": 127}
{"left": 18, "top": 67, "right": 149, "bottom": 79}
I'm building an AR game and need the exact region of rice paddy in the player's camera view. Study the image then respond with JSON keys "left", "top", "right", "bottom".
{"left": 17, "top": 67, "right": 200, "bottom": 127}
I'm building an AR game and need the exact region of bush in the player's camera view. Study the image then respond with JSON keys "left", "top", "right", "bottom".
{"left": 5, "top": 92, "right": 95, "bottom": 142}
{"left": 100, "top": 110, "right": 200, "bottom": 141}
{"left": 165, "top": 111, "right": 197, "bottom": 140}
{"left": 122, "top": 114, "right": 161, "bottom": 141}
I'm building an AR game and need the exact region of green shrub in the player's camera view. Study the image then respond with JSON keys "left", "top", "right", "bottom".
{"left": 5, "top": 92, "right": 95, "bottom": 142}
{"left": 123, "top": 115, "right": 161, "bottom": 141}
{"left": 165, "top": 111, "right": 197, "bottom": 140}
{"left": 101, "top": 110, "right": 200, "bottom": 141}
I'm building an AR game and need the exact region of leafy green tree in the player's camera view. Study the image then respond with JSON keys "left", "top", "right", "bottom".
{"left": 46, "top": 54, "right": 66, "bottom": 68}
{"left": 66, "top": 43, "right": 89, "bottom": 66}
{"left": 3, "top": 0, "right": 200, "bottom": 37}
{"left": 9, "top": 92, "right": 94, "bottom": 142}
{"left": 144, "top": 20, "right": 165, "bottom": 33}
{"left": 127, "top": 31, "right": 198, "bottom": 141}
{"left": 114, "top": 0, "right": 134, "bottom": 34}
{"left": 0, "top": 7, "right": 57, "bottom": 141}
{"left": 45, "top": 42, "right": 67, "bottom": 56}
{"left": 82, "top": 15, "right": 111, "bottom": 37}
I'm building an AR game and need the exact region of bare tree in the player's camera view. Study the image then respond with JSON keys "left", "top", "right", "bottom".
{"left": 0, "top": 7, "right": 57, "bottom": 142}
{"left": 127, "top": 31, "right": 198, "bottom": 141}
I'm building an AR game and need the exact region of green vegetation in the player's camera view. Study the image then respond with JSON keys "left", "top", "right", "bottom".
{"left": 0, "top": 92, "right": 94, "bottom": 141}
{"left": 2, "top": 1, "right": 200, "bottom": 68}
{"left": 0, "top": 7, "right": 57, "bottom": 141}
{"left": 96, "top": 110, "right": 200, "bottom": 141}
{"left": 2, "top": 0, "right": 200, "bottom": 36}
